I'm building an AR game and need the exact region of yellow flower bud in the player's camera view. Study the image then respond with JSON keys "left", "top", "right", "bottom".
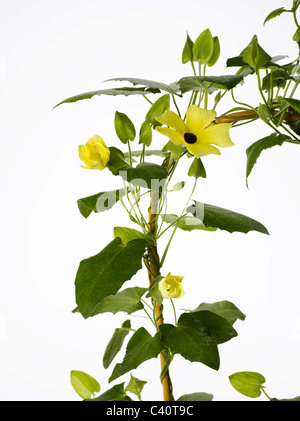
{"left": 159, "top": 272, "right": 184, "bottom": 299}
{"left": 78, "top": 135, "right": 110, "bottom": 170}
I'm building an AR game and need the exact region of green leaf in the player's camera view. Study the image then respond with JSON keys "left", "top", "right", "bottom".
{"left": 193, "top": 29, "right": 214, "bottom": 64}
{"left": 282, "top": 97, "right": 300, "bottom": 113}
{"left": 173, "top": 181, "right": 186, "bottom": 191}
{"left": 188, "top": 157, "right": 206, "bottom": 179}
{"left": 53, "top": 87, "right": 159, "bottom": 108}
{"left": 162, "top": 214, "right": 217, "bottom": 232}
{"left": 229, "top": 371, "right": 266, "bottom": 398}
{"left": 106, "top": 77, "right": 181, "bottom": 96}
{"left": 107, "top": 146, "right": 129, "bottom": 175}
{"left": 114, "top": 226, "right": 149, "bottom": 245}
{"left": 207, "top": 37, "right": 220, "bottom": 67}
{"left": 240, "top": 35, "right": 271, "bottom": 73}
{"left": 128, "top": 149, "right": 167, "bottom": 159}
{"left": 146, "top": 94, "right": 170, "bottom": 127}
{"left": 288, "top": 118, "right": 300, "bottom": 135}
{"left": 125, "top": 374, "right": 147, "bottom": 400}
{"left": 116, "top": 162, "right": 168, "bottom": 191}
{"left": 177, "top": 392, "right": 213, "bottom": 401}
{"left": 191, "top": 301, "right": 246, "bottom": 325}
{"left": 88, "top": 383, "right": 132, "bottom": 401}
{"left": 103, "top": 320, "right": 131, "bottom": 369}
{"left": 109, "top": 328, "right": 163, "bottom": 382}
{"left": 114, "top": 111, "right": 136, "bottom": 143}
{"left": 179, "top": 311, "right": 238, "bottom": 345}
{"left": 227, "top": 54, "right": 286, "bottom": 70}
{"left": 270, "top": 396, "right": 300, "bottom": 401}
{"left": 246, "top": 133, "right": 291, "bottom": 184}
{"left": 264, "top": 7, "right": 287, "bottom": 25}
{"left": 187, "top": 201, "right": 269, "bottom": 235}
{"left": 182, "top": 32, "right": 194, "bottom": 64}
{"left": 162, "top": 141, "right": 184, "bottom": 160}
{"left": 77, "top": 188, "right": 126, "bottom": 218}
{"left": 75, "top": 237, "right": 148, "bottom": 318}
{"left": 70, "top": 371, "right": 100, "bottom": 400}
{"left": 159, "top": 322, "right": 220, "bottom": 370}
{"left": 178, "top": 74, "right": 243, "bottom": 94}
{"left": 92, "top": 287, "right": 148, "bottom": 317}
{"left": 139, "top": 120, "right": 152, "bottom": 147}
{"left": 146, "top": 275, "right": 164, "bottom": 306}
{"left": 262, "top": 69, "right": 293, "bottom": 91}
{"left": 293, "top": 27, "right": 300, "bottom": 44}
{"left": 226, "top": 55, "right": 249, "bottom": 68}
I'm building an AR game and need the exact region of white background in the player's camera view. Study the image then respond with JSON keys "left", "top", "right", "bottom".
{"left": 1, "top": 0, "right": 300, "bottom": 401}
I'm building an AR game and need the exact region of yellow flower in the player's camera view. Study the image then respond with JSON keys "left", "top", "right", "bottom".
{"left": 155, "top": 105, "right": 234, "bottom": 158}
{"left": 159, "top": 273, "right": 184, "bottom": 299}
{"left": 78, "top": 135, "right": 110, "bottom": 170}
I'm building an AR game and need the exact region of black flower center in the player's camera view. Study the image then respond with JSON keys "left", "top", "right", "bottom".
{"left": 184, "top": 132, "right": 197, "bottom": 144}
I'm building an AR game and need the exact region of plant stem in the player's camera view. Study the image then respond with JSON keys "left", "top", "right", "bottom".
{"left": 161, "top": 178, "right": 197, "bottom": 266}
{"left": 147, "top": 189, "right": 173, "bottom": 401}
{"left": 261, "top": 387, "right": 272, "bottom": 400}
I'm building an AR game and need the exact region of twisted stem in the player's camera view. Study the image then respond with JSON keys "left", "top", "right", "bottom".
{"left": 147, "top": 189, "right": 174, "bottom": 401}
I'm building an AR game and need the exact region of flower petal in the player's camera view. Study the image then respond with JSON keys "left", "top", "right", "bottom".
{"left": 186, "top": 142, "right": 221, "bottom": 158}
{"left": 156, "top": 110, "right": 187, "bottom": 133}
{"left": 156, "top": 126, "right": 185, "bottom": 145}
{"left": 186, "top": 105, "right": 216, "bottom": 135}
{"left": 199, "top": 123, "right": 234, "bottom": 147}
{"left": 78, "top": 145, "right": 86, "bottom": 161}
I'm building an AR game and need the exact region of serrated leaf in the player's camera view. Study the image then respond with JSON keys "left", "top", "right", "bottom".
{"left": 229, "top": 371, "right": 266, "bottom": 398}
{"left": 106, "top": 77, "right": 181, "bottom": 96}
{"left": 53, "top": 87, "right": 159, "bottom": 108}
{"left": 177, "top": 392, "right": 213, "bottom": 401}
{"left": 109, "top": 328, "right": 163, "bottom": 382}
{"left": 70, "top": 371, "right": 100, "bottom": 399}
{"left": 187, "top": 201, "right": 269, "bottom": 235}
{"left": 77, "top": 188, "right": 126, "bottom": 218}
{"left": 103, "top": 320, "right": 131, "bottom": 369}
{"left": 178, "top": 75, "right": 243, "bottom": 94}
{"left": 75, "top": 237, "right": 147, "bottom": 318}
{"left": 246, "top": 133, "right": 291, "bottom": 184}
{"left": 264, "top": 7, "right": 287, "bottom": 25}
